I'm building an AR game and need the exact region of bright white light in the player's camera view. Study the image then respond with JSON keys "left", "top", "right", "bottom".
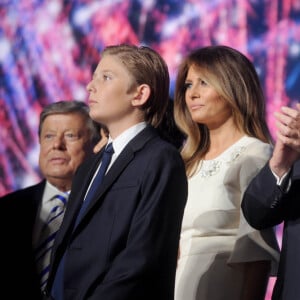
{"left": 0, "top": 38, "right": 11, "bottom": 61}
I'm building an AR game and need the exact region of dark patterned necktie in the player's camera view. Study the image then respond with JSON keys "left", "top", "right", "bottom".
{"left": 34, "top": 193, "right": 67, "bottom": 291}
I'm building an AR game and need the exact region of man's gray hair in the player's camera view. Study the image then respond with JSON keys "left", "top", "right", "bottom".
{"left": 38, "top": 100, "right": 100, "bottom": 144}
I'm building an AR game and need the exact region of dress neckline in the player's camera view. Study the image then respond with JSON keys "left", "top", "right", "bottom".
{"left": 202, "top": 135, "right": 248, "bottom": 162}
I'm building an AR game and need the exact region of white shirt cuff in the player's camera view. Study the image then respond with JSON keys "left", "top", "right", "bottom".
{"left": 271, "top": 169, "right": 291, "bottom": 192}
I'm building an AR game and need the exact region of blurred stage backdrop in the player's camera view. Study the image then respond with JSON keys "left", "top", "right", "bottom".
{"left": 1, "top": 1, "right": 300, "bottom": 298}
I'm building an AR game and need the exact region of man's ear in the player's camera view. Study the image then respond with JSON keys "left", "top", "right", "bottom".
{"left": 131, "top": 84, "right": 151, "bottom": 107}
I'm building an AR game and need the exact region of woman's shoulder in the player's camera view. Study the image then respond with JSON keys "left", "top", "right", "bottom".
{"left": 220, "top": 136, "right": 272, "bottom": 164}
{"left": 240, "top": 136, "right": 272, "bottom": 156}
{"left": 234, "top": 135, "right": 270, "bottom": 148}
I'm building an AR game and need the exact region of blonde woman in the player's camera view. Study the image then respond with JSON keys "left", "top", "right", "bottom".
{"left": 174, "top": 45, "right": 279, "bottom": 300}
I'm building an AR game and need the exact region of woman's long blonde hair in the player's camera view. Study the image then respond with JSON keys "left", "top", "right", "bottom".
{"left": 174, "top": 45, "right": 272, "bottom": 177}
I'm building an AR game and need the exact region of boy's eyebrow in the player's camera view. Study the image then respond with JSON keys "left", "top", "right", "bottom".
{"left": 93, "top": 69, "right": 113, "bottom": 77}
{"left": 101, "top": 68, "right": 113, "bottom": 73}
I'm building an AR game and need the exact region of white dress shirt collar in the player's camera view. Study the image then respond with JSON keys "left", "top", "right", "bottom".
{"left": 107, "top": 122, "right": 147, "bottom": 157}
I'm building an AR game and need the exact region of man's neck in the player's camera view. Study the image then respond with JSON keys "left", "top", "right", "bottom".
{"left": 47, "top": 179, "right": 71, "bottom": 193}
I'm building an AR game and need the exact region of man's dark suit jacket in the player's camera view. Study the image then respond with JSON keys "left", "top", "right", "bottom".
{"left": 46, "top": 126, "right": 188, "bottom": 300}
{"left": 0, "top": 181, "right": 45, "bottom": 300}
{"left": 242, "top": 160, "right": 300, "bottom": 300}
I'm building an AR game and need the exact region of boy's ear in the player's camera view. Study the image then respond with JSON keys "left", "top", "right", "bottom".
{"left": 131, "top": 84, "right": 151, "bottom": 107}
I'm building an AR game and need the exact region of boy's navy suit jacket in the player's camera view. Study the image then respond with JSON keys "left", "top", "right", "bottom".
{"left": 47, "top": 125, "right": 188, "bottom": 300}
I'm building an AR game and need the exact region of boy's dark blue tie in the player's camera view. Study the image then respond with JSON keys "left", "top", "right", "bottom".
{"left": 75, "top": 142, "right": 114, "bottom": 224}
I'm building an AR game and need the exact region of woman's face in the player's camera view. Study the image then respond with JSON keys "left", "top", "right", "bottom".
{"left": 184, "top": 65, "right": 232, "bottom": 129}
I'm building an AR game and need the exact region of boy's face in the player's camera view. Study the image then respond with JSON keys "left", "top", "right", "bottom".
{"left": 86, "top": 54, "right": 138, "bottom": 136}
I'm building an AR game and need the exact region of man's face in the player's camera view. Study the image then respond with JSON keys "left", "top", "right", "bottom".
{"left": 39, "top": 112, "right": 92, "bottom": 189}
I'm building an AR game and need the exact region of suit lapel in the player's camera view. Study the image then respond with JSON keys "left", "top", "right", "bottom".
{"left": 74, "top": 126, "right": 158, "bottom": 229}
{"left": 56, "top": 126, "right": 158, "bottom": 240}
{"left": 52, "top": 151, "right": 104, "bottom": 247}
{"left": 72, "top": 143, "right": 136, "bottom": 234}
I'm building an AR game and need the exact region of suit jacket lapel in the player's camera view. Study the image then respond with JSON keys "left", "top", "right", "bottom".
{"left": 52, "top": 150, "right": 104, "bottom": 248}
{"left": 55, "top": 126, "right": 157, "bottom": 242}
{"left": 74, "top": 126, "right": 158, "bottom": 230}
{"left": 30, "top": 180, "right": 47, "bottom": 228}
{"left": 72, "top": 143, "right": 136, "bottom": 234}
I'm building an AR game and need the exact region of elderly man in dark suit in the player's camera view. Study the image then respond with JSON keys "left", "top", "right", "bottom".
{"left": 242, "top": 103, "right": 300, "bottom": 300}
{"left": 0, "top": 100, "right": 100, "bottom": 299}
